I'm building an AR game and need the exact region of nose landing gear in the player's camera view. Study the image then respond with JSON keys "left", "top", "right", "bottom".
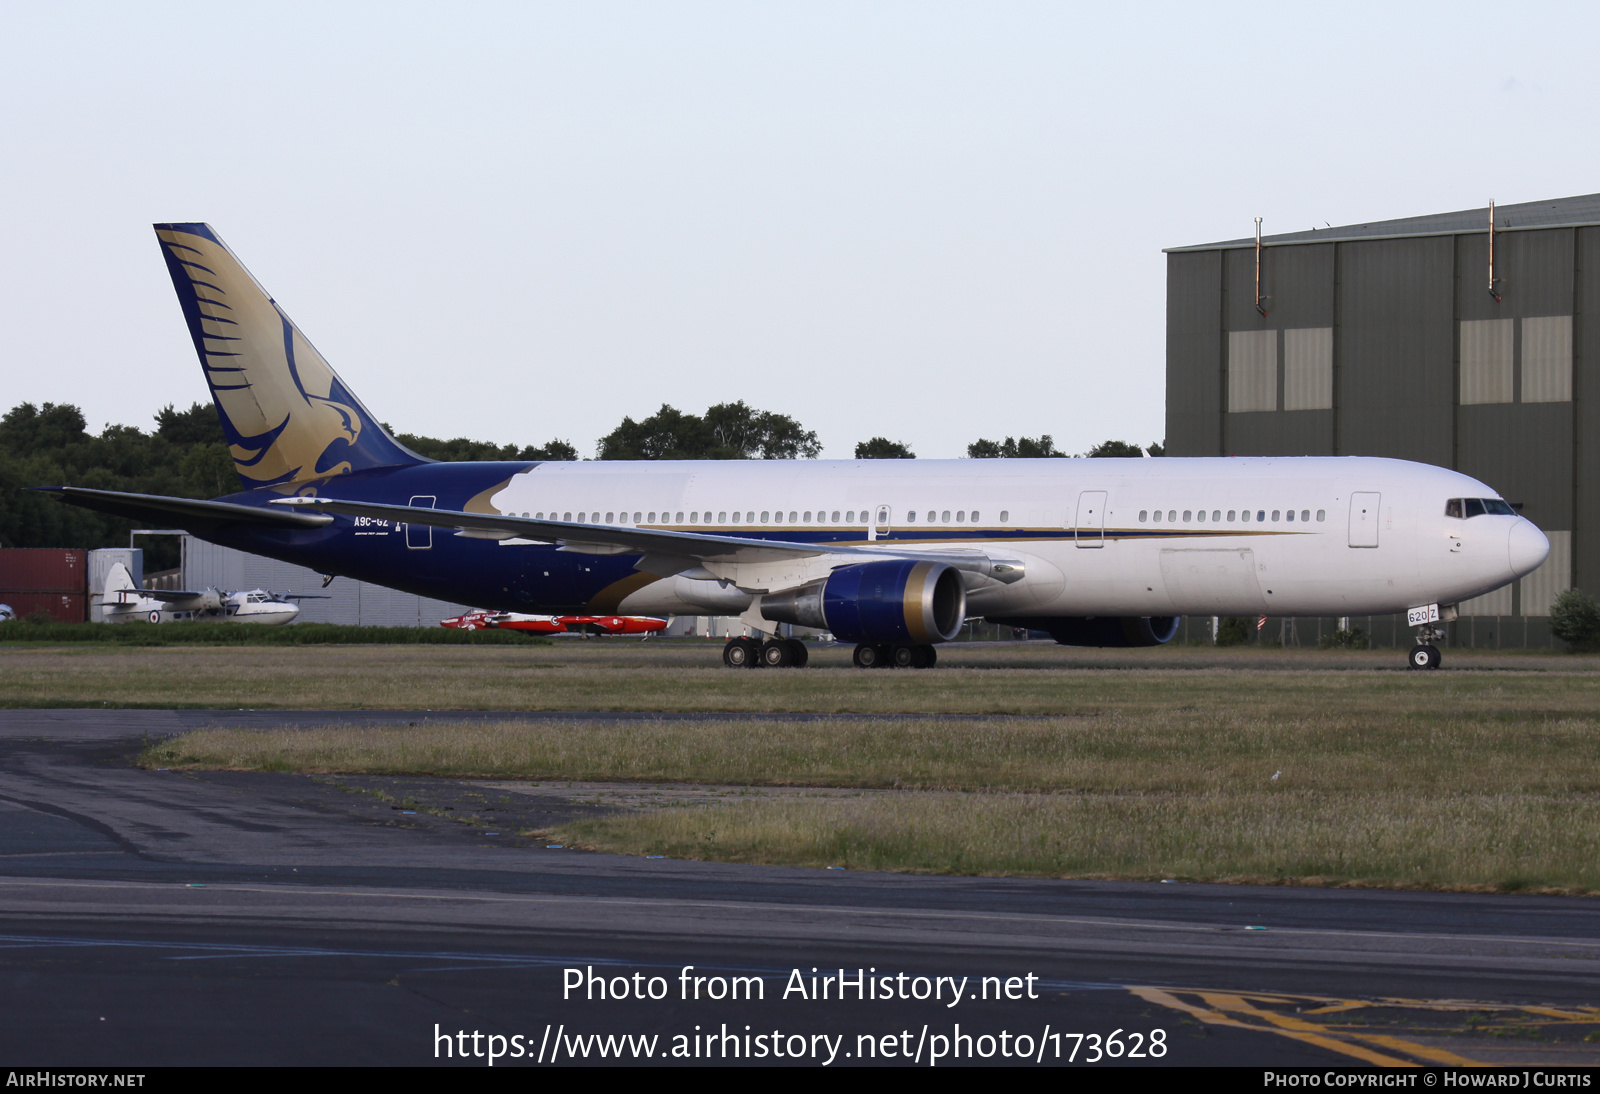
{"left": 1408, "top": 643, "right": 1442, "bottom": 670}
{"left": 1408, "top": 622, "right": 1444, "bottom": 670}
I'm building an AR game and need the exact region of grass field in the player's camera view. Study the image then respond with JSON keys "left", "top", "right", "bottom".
{"left": 3, "top": 639, "right": 1596, "bottom": 711}
{"left": 0, "top": 621, "right": 543, "bottom": 647}
{"left": 15, "top": 638, "right": 1598, "bottom": 889}
{"left": 133, "top": 642, "right": 1600, "bottom": 890}
{"left": 554, "top": 791, "right": 1600, "bottom": 891}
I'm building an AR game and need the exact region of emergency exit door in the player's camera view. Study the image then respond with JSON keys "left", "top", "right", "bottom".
{"left": 406, "top": 495, "right": 436, "bottom": 549}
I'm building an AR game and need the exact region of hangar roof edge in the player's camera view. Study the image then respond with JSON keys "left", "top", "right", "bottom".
{"left": 1166, "top": 192, "right": 1600, "bottom": 252}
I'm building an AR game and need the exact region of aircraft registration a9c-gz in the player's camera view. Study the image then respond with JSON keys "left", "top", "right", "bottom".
{"left": 47, "top": 225, "right": 1550, "bottom": 670}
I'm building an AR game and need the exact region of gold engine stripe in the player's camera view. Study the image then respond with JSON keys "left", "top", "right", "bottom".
{"left": 903, "top": 561, "right": 934, "bottom": 645}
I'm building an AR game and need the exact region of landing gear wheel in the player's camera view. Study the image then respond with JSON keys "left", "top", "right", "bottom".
{"left": 910, "top": 644, "right": 936, "bottom": 668}
{"left": 890, "top": 644, "right": 917, "bottom": 668}
{"left": 784, "top": 638, "right": 809, "bottom": 668}
{"left": 761, "top": 639, "right": 794, "bottom": 668}
{"left": 852, "top": 643, "right": 881, "bottom": 669}
{"left": 723, "top": 638, "right": 759, "bottom": 668}
{"left": 1408, "top": 644, "right": 1442, "bottom": 670}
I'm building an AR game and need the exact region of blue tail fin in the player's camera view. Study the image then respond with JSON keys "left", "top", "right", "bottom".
{"left": 154, "top": 223, "right": 426, "bottom": 492}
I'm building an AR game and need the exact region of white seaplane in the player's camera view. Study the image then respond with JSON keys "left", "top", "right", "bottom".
{"left": 101, "top": 562, "right": 302, "bottom": 625}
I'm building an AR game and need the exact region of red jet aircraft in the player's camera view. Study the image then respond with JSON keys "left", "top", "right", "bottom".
{"left": 441, "top": 609, "right": 669, "bottom": 636}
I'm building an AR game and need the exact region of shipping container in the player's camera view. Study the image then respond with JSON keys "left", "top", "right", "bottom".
{"left": 0, "top": 592, "right": 88, "bottom": 623}
{"left": 0, "top": 548, "right": 88, "bottom": 594}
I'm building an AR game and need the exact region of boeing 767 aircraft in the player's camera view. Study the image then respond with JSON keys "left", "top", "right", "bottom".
{"left": 45, "top": 224, "right": 1549, "bottom": 669}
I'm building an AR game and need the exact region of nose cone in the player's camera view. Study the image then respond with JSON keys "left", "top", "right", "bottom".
{"left": 1508, "top": 520, "right": 1550, "bottom": 579}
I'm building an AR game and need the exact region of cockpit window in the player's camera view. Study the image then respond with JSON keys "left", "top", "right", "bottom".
{"left": 1446, "top": 498, "right": 1515, "bottom": 518}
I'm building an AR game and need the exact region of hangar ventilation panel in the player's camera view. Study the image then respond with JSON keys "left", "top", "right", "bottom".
{"left": 1460, "top": 316, "right": 1572, "bottom": 405}
{"left": 1226, "top": 329, "right": 1334, "bottom": 414}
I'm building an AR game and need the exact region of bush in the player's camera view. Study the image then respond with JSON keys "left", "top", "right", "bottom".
{"left": 1216, "top": 617, "right": 1254, "bottom": 646}
{"left": 1550, "top": 589, "right": 1600, "bottom": 652}
{"left": 1318, "top": 627, "right": 1369, "bottom": 650}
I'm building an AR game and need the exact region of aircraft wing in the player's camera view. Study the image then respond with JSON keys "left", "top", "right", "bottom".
{"left": 43, "top": 487, "right": 335, "bottom": 530}
{"left": 271, "top": 498, "right": 1026, "bottom": 585}
{"left": 127, "top": 588, "right": 213, "bottom": 602}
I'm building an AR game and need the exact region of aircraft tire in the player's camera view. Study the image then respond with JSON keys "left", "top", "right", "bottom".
{"left": 851, "top": 643, "right": 879, "bottom": 669}
{"left": 890, "top": 644, "right": 917, "bottom": 668}
{"left": 910, "top": 644, "right": 936, "bottom": 669}
{"left": 1407, "top": 644, "right": 1442, "bottom": 670}
{"left": 784, "top": 639, "right": 809, "bottom": 668}
{"left": 723, "top": 639, "right": 757, "bottom": 668}
{"left": 761, "top": 639, "right": 793, "bottom": 668}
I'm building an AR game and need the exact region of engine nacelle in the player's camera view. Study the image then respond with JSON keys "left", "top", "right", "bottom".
{"left": 988, "top": 615, "right": 1182, "bottom": 648}
{"left": 761, "top": 560, "right": 967, "bottom": 644}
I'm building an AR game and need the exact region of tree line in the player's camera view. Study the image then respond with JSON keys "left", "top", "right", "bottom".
{"left": 0, "top": 398, "right": 1161, "bottom": 558}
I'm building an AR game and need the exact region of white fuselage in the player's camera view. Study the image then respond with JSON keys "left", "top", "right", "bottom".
{"left": 483, "top": 455, "right": 1547, "bottom": 621}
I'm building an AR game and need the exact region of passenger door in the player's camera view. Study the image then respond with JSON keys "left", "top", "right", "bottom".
{"left": 871, "top": 505, "right": 891, "bottom": 542}
{"left": 1348, "top": 492, "right": 1381, "bottom": 548}
{"left": 1075, "top": 491, "right": 1107, "bottom": 548}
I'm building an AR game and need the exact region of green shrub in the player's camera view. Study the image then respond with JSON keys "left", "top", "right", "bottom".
{"left": 1318, "top": 627, "right": 1370, "bottom": 650}
{"left": 1216, "top": 617, "right": 1254, "bottom": 646}
{"left": 1550, "top": 589, "right": 1600, "bottom": 652}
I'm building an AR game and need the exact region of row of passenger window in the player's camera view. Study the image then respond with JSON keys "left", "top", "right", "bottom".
{"left": 1139, "top": 508, "right": 1327, "bottom": 524}
{"left": 513, "top": 510, "right": 1011, "bottom": 526}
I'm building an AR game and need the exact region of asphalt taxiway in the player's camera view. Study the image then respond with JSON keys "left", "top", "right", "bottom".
{"left": 2, "top": 709, "right": 1598, "bottom": 1067}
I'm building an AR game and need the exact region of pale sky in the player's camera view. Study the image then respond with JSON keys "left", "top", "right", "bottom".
{"left": 3, "top": 2, "right": 1598, "bottom": 458}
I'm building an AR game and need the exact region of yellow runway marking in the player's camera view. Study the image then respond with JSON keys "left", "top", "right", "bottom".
{"left": 1123, "top": 986, "right": 1600, "bottom": 1066}
{"left": 1354, "top": 1034, "right": 1483, "bottom": 1067}
{"left": 1130, "top": 987, "right": 1418, "bottom": 1066}
{"left": 1135, "top": 986, "right": 1600, "bottom": 1066}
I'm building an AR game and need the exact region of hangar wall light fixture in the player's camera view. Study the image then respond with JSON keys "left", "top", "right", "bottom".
{"left": 1254, "top": 217, "right": 1268, "bottom": 317}
{"left": 1488, "top": 200, "right": 1503, "bottom": 303}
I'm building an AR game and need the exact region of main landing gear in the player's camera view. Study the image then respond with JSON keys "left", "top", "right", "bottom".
{"left": 852, "top": 643, "right": 937, "bottom": 669}
{"left": 722, "top": 636, "right": 809, "bottom": 669}
{"left": 1408, "top": 622, "right": 1444, "bottom": 670}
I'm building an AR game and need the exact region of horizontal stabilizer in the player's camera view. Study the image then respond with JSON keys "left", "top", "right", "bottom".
{"left": 44, "top": 487, "right": 335, "bottom": 531}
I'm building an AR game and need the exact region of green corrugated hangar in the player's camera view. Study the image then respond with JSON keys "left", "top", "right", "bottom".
{"left": 1165, "top": 194, "right": 1600, "bottom": 648}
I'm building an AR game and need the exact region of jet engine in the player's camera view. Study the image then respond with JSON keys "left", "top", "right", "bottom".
{"left": 988, "top": 615, "right": 1182, "bottom": 647}
{"left": 761, "top": 560, "right": 967, "bottom": 645}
